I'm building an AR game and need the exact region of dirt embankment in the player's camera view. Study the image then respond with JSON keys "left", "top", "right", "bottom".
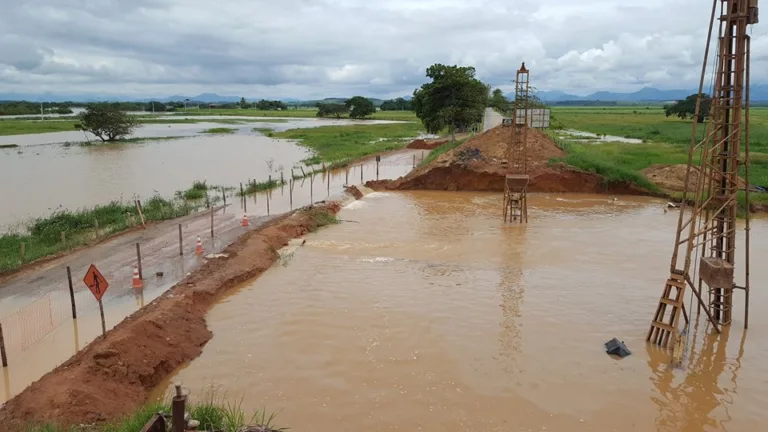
{"left": 406, "top": 138, "right": 448, "bottom": 150}
{"left": 369, "top": 125, "right": 651, "bottom": 195}
{"left": 0, "top": 202, "right": 345, "bottom": 431}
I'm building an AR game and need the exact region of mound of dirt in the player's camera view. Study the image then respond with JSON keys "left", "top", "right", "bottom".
{"left": 643, "top": 164, "right": 749, "bottom": 193}
{"left": 368, "top": 125, "right": 650, "bottom": 195}
{"left": 642, "top": 164, "right": 700, "bottom": 193}
{"left": 406, "top": 138, "right": 448, "bottom": 150}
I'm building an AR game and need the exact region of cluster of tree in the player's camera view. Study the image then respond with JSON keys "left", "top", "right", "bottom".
{"left": 412, "top": 64, "right": 489, "bottom": 139}
{"left": 316, "top": 96, "right": 376, "bottom": 119}
{"left": 380, "top": 98, "right": 412, "bottom": 111}
{"left": 664, "top": 93, "right": 712, "bottom": 123}
{"left": 84, "top": 101, "right": 146, "bottom": 111}
{"left": 0, "top": 101, "right": 74, "bottom": 115}
{"left": 316, "top": 103, "right": 347, "bottom": 118}
{"left": 253, "top": 99, "right": 288, "bottom": 110}
{"left": 145, "top": 101, "right": 170, "bottom": 112}
{"left": 77, "top": 104, "right": 138, "bottom": 142}
{"left": 488, "top": 87, "right": 548, "bottom": 115}
{"left": 488, "top": 89, "right": 512, "bottom": 114}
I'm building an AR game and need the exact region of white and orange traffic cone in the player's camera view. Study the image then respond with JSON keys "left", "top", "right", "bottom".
{"left": 195, "top": 236, "right": 203, "bottom": 255}
{"left": 132, "top": 266, "right": 143, "bottom": 289}
{"left": 241, "top": 214, "right": 249, "bottom": 227}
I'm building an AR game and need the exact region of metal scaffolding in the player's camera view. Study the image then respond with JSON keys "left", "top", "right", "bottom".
{"left": 648, "top": 0, "right": 758, "bottom": 348}
{"left": 503, "top": 63, "right": 531, "bottom": 223}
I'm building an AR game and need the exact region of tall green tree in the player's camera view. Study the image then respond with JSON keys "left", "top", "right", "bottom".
{"left": 664, "top": 93, "right": 712, "bottom": 123}
{"left": 489, "top": 88, "right": 511, "bottom": 114}
{"left": 380, "top": 97, "right": 412, "bottom": 111}
{"left": 412, "top": 64, "right": 489, "bottom": 140}
{"left": 78, "top": 104, "right": 138, "bottom": 142}
{"left": 316, "top": 103, "right": 347, "bottom": 119}
{"left": 345, "top": 96, "right": 376, "bottom": 119}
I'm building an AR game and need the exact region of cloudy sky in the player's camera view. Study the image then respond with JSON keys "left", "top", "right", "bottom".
{"left": 1, "top": 0, "right": 767, "bottom": 99}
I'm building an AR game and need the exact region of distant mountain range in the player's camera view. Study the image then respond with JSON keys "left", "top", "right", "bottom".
{"left": 5, "top": 86, "right": 768, "bottom": 104}
{"left": 0, "top": 93, "right": 390, "bottom": 105}
{"left": 529, "top": 85, "right": 768, "bottom": 102}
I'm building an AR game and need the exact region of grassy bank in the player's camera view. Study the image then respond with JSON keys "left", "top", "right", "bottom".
{"left": 201, "top": 127, "right": 237, "bottom": 134}
{"left": 0, "top": 119, "right": 80, "bottom": 136}
{"left": 419, "top": 139, "right": 464, "bottom": 167}
{"left": 0, "top": 187, "right": 212, "bottom": 273}
{"left": 24, "top": 396, "right": 284, "bottom": 432}
{"left": 272, "top": 121, "right": 424, "bottom": 164}
{"left": 551, "top": 106, "right": 768, "bottom": 206}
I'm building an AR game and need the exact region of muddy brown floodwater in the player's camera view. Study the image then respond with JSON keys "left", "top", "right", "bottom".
{"left": 153, "top": 191, "right": 768, "bottom": 431}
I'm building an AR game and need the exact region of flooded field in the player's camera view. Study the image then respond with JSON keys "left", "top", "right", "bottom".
{"left": 0, "top": 117, "right": 408, "bottom": 229}
{"left": 0, "top": 152, "right": 418, "bottom": 403}
{"left": 560, "top": 129, "right": 643, "bottom": 144}
{"left": 156, "top": 191, "right": 767, "bottom": 431}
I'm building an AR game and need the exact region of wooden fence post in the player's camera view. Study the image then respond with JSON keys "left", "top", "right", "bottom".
{"left": 67, "top": 266, "right": 77, "bottom": 319}
{"left": 178, "top": 224, "right": 183, "bottom": 256}
{"left": 0, "top": 323, "right": 7, "bottom": 367}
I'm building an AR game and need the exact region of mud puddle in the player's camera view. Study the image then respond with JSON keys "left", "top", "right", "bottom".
{"left": 154, "top": 191, "right": 768, "bottom": 431}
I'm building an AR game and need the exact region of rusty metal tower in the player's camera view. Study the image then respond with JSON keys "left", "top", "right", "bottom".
{"left": 647, "top": 0, "right": 758, "bottom": 348}
{"left": 503, "top": 63, "right": 531, "bottom": 223}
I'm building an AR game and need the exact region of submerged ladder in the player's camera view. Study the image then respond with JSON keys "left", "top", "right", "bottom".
{"left": 648, "top": 270, "right": 689, "bottom": 347}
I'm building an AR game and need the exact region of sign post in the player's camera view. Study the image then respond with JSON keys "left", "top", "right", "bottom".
{"left": 83, "top": 264, "right": 110, "bottom": 335}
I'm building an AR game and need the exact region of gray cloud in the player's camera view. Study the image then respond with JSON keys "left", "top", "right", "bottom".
{"left": 0, "top": 0, "right": 766, "bottom": 99}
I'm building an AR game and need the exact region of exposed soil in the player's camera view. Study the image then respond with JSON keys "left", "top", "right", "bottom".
{"left": 406, "top": 138, "right": 448, "bottom": 150}
{"left": 0, "top": 202, "right": 345, "bottom": 431}
{"left": 642, "top": 164, "right": 750, "bottom": 193}
{"left": 368, "top": 125, "right": 651, "bottom": 195}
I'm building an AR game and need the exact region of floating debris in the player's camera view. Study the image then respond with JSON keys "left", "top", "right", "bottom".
{"left": 605, "top": 338, "right": 631, "bottom": 358}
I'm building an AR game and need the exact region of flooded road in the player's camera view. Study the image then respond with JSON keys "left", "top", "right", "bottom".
{"left": 0, "top": 151, "right": 418, "bottom": 403}
{"left": 156, "top": 192, "right": 767, "bottom": 431}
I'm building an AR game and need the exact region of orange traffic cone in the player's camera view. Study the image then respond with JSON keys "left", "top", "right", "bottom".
{"left": 132, "top": 266, "right": 143, "bottom": 289}
{"left": 195, "top": 236, "right": 203, "bottom": 255}
{"left": 241, "top": 214, "right": 249, "bottom": 227}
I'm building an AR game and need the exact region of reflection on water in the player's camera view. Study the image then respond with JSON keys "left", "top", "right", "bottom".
{"left": 152, "top": 191, "right": 768, "bottom": 431}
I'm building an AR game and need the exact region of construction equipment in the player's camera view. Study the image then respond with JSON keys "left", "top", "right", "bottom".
{"left": 648, "top": 0, "right": 758, "bottom": 348}
{"left": 503, "top": 63, "right": 531, "bottom": 223}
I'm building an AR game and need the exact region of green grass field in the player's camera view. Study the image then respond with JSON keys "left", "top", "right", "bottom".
{"left": 272, "top": 121, "right": 425, "bottom": 164}
{"left": 551, "top": 105, "right": 768, "bottom": 205}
